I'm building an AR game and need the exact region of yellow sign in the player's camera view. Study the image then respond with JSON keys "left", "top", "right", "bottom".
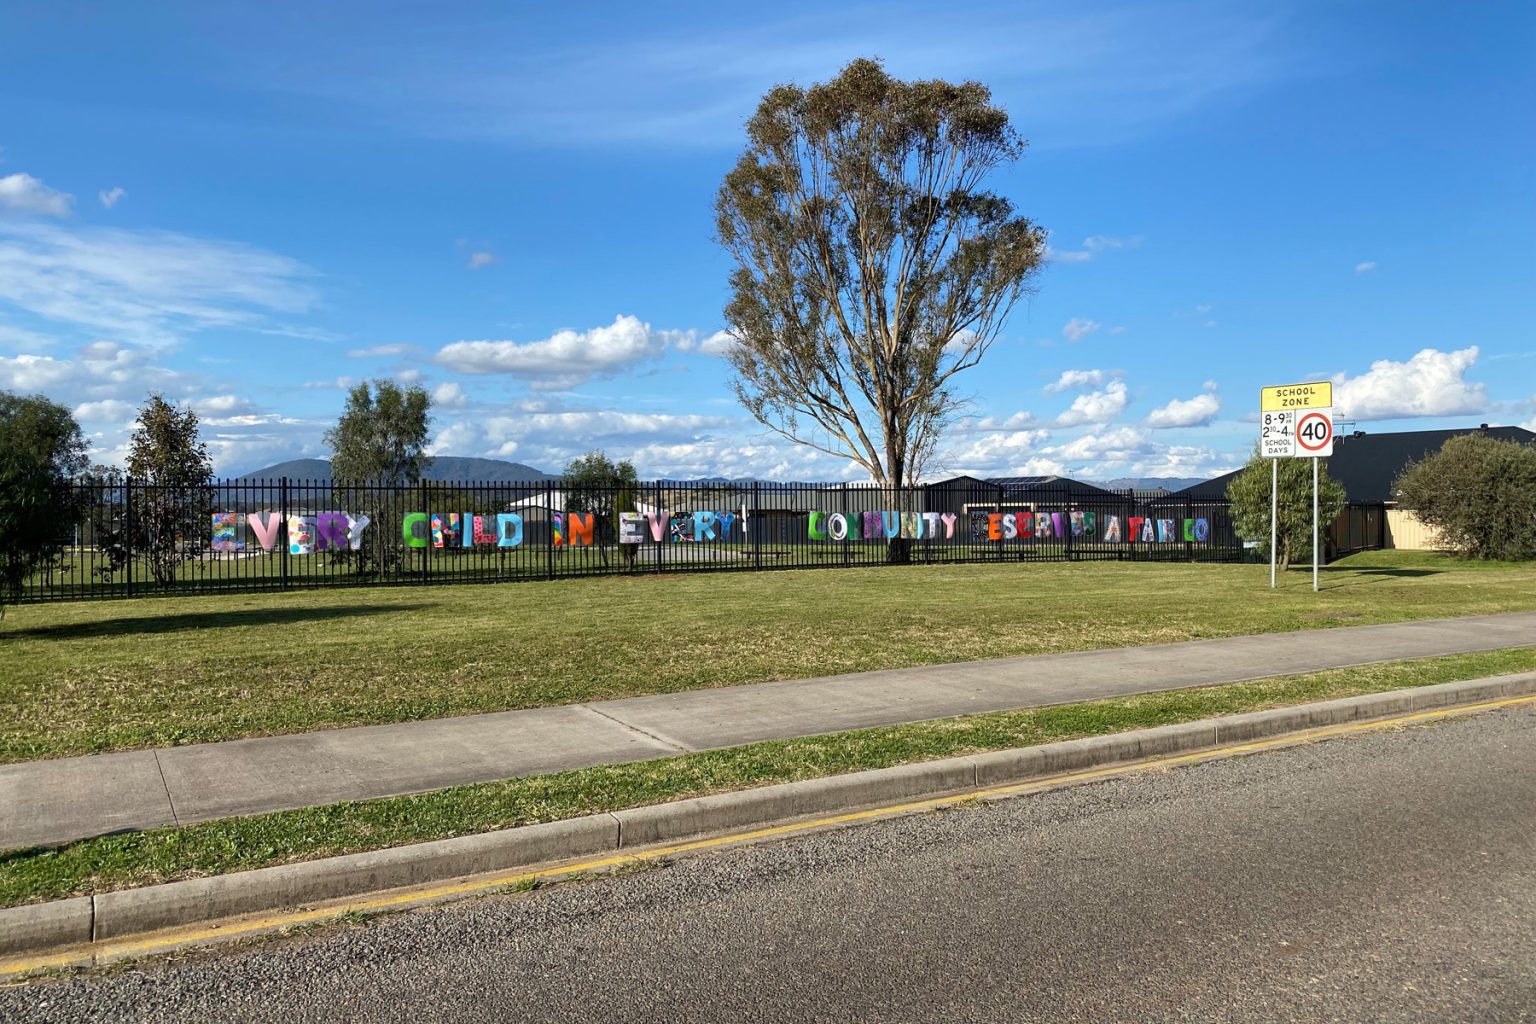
{"left": 1260, "top": 381, "right": 1333, "bottom": 412}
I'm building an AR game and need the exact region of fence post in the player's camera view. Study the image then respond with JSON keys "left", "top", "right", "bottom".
{"left": 280, "top": 477, "right": 290, "bottom": 590}
{"left": 753, "top": 482, "right": 762, "bottom": 571}
{"left": 655, "top": 482, "right": 663, "bottom": 574}
{"left": 841, "top": 483, "right": 850, "bottom": 568}
{"left": 547, "top": 482, "right": 556, "bottom": 581}
{"left": 1185, "top": 498, "right": 1194, "bottom": 562}
{"left": 419, "top": 479, "right": 429, "bottom": 585}
{"left": 124, "top": 475, "right": 136, "bottom": 599}
{"left": 996, "top": 484, "right": 1005, "bottom": 562}
{"left": 1064, "top": 485, "right": 1074, "bottom": 562}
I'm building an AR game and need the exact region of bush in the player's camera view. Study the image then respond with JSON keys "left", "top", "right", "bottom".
{"left": 1393, "top": 434, "right": 1536, "bottom": 560}
{"left": 1226, "top": 448, "right": 1348, "bottom": 570}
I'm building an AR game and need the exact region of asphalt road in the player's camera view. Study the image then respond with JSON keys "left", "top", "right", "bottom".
{"left": 7, "top": 705, "right": 1536, "bottom": 1023}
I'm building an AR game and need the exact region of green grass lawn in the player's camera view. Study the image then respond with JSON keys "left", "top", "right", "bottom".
{"left": 1, "top": 550, "right": 1532, "bottom": 763}
{"left": 3, "top": 646, "right": 1532, "bottom": 908}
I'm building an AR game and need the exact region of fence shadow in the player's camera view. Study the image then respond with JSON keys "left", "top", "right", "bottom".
{"left": 1, "top": 603, "right": 430, "bottom": 641}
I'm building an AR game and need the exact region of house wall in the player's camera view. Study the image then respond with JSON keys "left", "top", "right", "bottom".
{"left": 1385, "top": 508, "right": 1447, "bottom": 551}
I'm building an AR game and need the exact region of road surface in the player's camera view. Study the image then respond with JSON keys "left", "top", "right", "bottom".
{"left": 7, "top": 704, "right": 1535, "bottom": 1022}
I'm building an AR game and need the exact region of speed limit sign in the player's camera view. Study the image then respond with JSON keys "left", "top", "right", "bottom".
{"left": 1295, "top": 410, "right": 1334, "bottom": 457}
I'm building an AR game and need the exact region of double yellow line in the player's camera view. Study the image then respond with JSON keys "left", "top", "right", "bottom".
{"left": 5, "top": 692, "right": 1532, "bottom": 980}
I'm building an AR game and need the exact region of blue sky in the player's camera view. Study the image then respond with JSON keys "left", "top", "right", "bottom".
{"left": 1, "top": 1, "right": 1532, "bottom": 481}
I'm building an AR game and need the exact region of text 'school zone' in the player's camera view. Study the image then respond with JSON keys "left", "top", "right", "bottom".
{"left": 208, "top": 508, "right": 1213, "bottom": 553}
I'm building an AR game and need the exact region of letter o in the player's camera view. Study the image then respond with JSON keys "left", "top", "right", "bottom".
{"left": 828, "top": 513, "right": 848, "bottom": 541}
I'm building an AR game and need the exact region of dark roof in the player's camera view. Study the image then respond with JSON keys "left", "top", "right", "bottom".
{"left": 1173, "top": 425, "right": 1536, "bottom": 503}
{"left": 926, "top": 475, "right": 1124, "bottom": 500}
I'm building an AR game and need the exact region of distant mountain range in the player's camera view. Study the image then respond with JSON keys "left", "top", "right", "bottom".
{"left": 237, "top": 457, "right": 555, "bottom": 483}
{"left": 1097, "top": 477, "right": 1210, "bottom": 492}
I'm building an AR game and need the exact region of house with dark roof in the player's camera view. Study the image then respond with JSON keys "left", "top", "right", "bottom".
{"left": 923, "top": 475, "right": 1124, "bottom": 519}
{"left": 1173, "top": 424, "right": 1536, "bottom": 552}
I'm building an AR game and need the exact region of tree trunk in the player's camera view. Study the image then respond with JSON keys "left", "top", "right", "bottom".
{"left": 883, "top": 450, "right": 912, "bottom": 565}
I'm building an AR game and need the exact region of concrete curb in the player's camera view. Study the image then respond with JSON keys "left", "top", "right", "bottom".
{"left": 4, "top": 671, "right": 1534, "bottom": 960}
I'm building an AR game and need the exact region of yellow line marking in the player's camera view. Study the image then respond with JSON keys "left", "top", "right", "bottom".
{"left": 4, "top": 692, "right": 1532, "bottom": 978}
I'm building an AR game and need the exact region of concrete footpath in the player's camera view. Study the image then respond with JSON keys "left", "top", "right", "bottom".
{"left": 3, "top": 611, "right": 1534, "bottom": 851}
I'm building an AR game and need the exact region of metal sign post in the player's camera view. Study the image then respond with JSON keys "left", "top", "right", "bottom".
{"left": 1270, "top": 458, "right": 1278, "bottom": 589}
{"left": 1259, "top": 382, "right": 1334, "bottom": 591}
{"left": 1313, "top": 458, "right": 1320, "bottom": 592}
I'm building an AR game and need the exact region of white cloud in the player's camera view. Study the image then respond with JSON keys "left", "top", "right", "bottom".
{"left": 0, "top": 352, "right": 73, "bottom": 390}
{"left": 0, "top": 173, "right": 73, "bottom": 217}
{"left": 697, "top": 330, "right": 738, "bottom": 357}
{"left": 1062, "top": 317, "right": 1101, "bottom": 342}
{"left": 73, "top": 399, "right": 137, "bottom": 423}
{"left": 1332, "top": 346, "right": 1487, "bottom": 421}
{"left": 98, "top": 187, "right": 126, "bottom": 209}
{"left": 0, "top": 222, "right": 319, "bottom": 347}
{"left": 1047, "top": 235, "right": 1140, "bottom": 265}
{"left": 432, "top": 380, "right": 468, "bottom": 408}
{"left": 1055, "top": 379, "right": 1129, "bottom": 426}
{"left": 466, "top": 251, "right": 496, "bottom": 270}
{"left": 347, "top": 343, "right": 416, "bottom": 358}
{"left": 192, "top": 394, "right": 261, "bottom": 417}
{"left": 1044, "top": 368, "right": 1108, "bottom": 394}
{"left": 425, "top": 405, "right": 836, "bottom": 480}
{"left": 1047, "top": 246, "right": 1093, "bottom": 264}
{"left": 0, "top": 340, "right": 325, "bottom": 472}
{"left": 1034, "top": 426, "right": 1228, "bottom": 479}
{"left": 1146, "top": 389, "right": 1221, "bottom": 428}
{"left": 945, "top": 429, "right": 1052, "bottom": 471}
{"left": 969, "top": 411, "right": 1039, "bottom": 430}
{"left": 1083, "top": 235, "right": 1131, "bottom": 252}
{"left": 436, "top": 314, "right": 674, "bottom": 388}
{"left": 674, "top": 328, "right": 741, "bottom": 358}
{"left": 0, "top": 341, "right": 187, "bottom": 401}
{"left": 1354, "top": 261, "right": 1377, "bottom": 274}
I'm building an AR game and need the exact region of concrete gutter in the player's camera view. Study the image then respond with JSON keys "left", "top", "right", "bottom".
{"left": 4, "top": 672, "right": 1534, "bottom": 962}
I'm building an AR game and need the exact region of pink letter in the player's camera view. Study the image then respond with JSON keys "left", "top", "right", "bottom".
{"left": 246, "top": 512, "right": 282, "bottom": 552}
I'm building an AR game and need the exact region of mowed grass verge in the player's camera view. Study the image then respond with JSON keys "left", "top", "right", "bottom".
{"left": 3, "top": 646, "right": 1533, "bottom": 909}
{"left": 2, "top": 549, "right": 1534, "bottom": 763}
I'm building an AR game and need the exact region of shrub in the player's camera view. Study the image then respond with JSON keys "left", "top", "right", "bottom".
{"left": 1393, "top": 434, "right": 1536, "bottom": 560}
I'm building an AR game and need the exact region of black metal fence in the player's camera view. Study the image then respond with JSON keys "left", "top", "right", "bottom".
{"left": 10, "top": 477, "right": 1247, "bottom": 603}
{"left": 1331, "top": 502, "right": 1388, "bottom": 556}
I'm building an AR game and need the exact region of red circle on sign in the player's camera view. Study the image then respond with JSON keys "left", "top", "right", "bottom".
{"left": 1297, "top": 411, "right": 1332, "bottom": 452}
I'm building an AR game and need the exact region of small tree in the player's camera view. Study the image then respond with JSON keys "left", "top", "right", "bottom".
{"left": 127, "top": 394, "right": 214, "bottom": 587}
{"left": 1226, "top": 449, "right": 1347, "bottom": 570}
{"left": 0, "top": 392, "right": 88, "bottom": 614}
{"left": 1394, "top": 434, "right": 1536, "bottom": 560}
{"left": 326, "top": 380, "right": 432, "bottom": 485}
{"left": 716, "top": 58, "right": 1046, "bottom": 505}
{"left": 564, "top": 451, "right": 640, "bottom": 567}
{"left": 324, "top": 380, "right": 431, "bottom": 576}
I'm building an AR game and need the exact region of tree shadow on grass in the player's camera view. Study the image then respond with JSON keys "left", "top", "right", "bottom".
{"left": 0, "top": 603, "right": 432, "bottom": 641}
{"left": 1315, "top": 566, "right": 1442, "bottom": 590}
{"left": 1331, "top": 567, "right": 1442, "bottom": 578}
